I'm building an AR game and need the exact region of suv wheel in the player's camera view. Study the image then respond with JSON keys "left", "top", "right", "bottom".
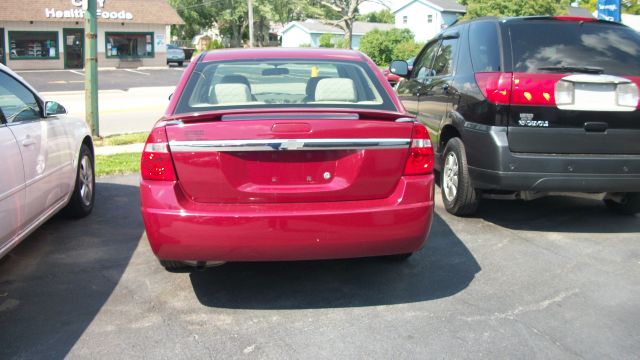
{"left": 442, "top": 138, "right": 479, "bottom": 216}
{"left": 604, "top": 193, "right": 640, "bottom": 215}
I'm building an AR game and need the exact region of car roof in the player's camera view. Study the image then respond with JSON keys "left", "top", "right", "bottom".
{"left": 201, "top": 48, "right": 366, "bottom": 63}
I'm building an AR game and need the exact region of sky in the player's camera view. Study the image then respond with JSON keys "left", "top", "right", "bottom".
{"left": 358, "top": 0, "right": 403, "bottom": 14}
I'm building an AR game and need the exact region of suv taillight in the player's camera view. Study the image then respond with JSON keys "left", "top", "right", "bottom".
{"left": 403, "top": 123, "right": 434, "bottom": 175}
{"left": 141, "top": 126, "right": 176, "bottom": 181}
{"left": 475, "top": 72, "right": 567, "bottom": 107}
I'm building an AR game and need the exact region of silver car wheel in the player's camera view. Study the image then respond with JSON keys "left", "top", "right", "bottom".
{"left": 443, "top": 152, "right": 459, "bottom": 202}
{"left": 79, "top": 154, "right": 94, "bottom": 206}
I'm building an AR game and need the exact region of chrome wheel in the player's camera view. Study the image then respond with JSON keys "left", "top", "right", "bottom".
{"left": 79, "top": 154, "right": 94, "bottom": 206}
{"left": 443, "top": 152, "right": 459, "bottom": 202}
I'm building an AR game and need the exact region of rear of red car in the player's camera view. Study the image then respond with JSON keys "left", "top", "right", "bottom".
{"left": 140, "top": 49, "right": 435, "bottom": 265}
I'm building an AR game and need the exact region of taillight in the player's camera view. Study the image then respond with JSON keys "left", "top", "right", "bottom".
{"left": 141, "top": 126, "right": 176, "bottom": 181}
{"left": 403, "top": 123, "right": 434, "bottom": 176}
{"left": 474, "top": 72, "right": 512, "bottom": 105}
{"left": 475, "top": 72, "right": 567, "bottom": 106}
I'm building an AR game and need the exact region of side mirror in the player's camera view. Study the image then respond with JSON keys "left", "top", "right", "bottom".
{"left": 45, "top": 101, "right": 67, "bottom": 117}
{"left": 389, "top": 60, "right": 409, "bottom": 77}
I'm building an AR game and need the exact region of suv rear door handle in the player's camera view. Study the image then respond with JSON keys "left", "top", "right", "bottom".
{"left": 21, "top": 138, "right": 36, "bottom": 147}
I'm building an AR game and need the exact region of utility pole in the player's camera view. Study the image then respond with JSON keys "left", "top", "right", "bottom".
{"left": 84, "top": 0, "right": 99, "bottom": 136}
{"left": 247, "top": 0, "right": 254, "bottom": 47}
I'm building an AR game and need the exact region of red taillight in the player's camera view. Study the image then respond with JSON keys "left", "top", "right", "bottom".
{"left": 551, "top": 16, "right": 597, "bottom": 22}
{"left": 141, "top": 126, "right": 176, "bottom": 181}
{"left": 403, "top": 123, "right": 434, "bottom": 176}
{"left": 475, "top": 72, "right": 568, "bottom": 107}
{"left": 474, "top": 72, "right": 513, "bottom": 105}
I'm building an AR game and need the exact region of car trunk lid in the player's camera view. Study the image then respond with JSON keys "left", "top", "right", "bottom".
{"left": 165, "top": 112, "right": 414, "bottom": 204}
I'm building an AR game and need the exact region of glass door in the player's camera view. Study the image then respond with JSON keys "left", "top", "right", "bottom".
{"left": 0, "top": 28, "right": 5, "bottom": 65}
{"left": 63, "top": 28, "right": 84, "bottom": 69}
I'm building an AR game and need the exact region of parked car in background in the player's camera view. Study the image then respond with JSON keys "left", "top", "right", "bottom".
{"left": 166, "top": 44, "right": 185, "bottom": 67}
{"left": 0, "top": 64, "right": 95, "bottom": 259}
{"left": 383, "top": 57, "right": 414, "bottom": 86}
{"left": 392, "top": 16, "right": 640, "bottom": 216}
{"left": 140, "top": 48, "right": 435, "bottom": 271}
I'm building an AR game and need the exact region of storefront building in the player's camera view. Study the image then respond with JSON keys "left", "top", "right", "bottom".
{"left": 0, "top": 0, "right": 184, "bottom": 70}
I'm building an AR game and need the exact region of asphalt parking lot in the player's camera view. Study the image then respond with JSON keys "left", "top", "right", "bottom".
{"left": 16, "top": 67, "right": 186, "bottom": 93}
{"left": 0, "top": 175, "right": 639, "bottom": 359}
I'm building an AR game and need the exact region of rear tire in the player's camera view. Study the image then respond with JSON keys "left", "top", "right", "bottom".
{"left": 160, "top": 260, "right": 188, "bottom": 271}
{"left": 177, "top": 61, "right": 184, "bottom": 67}
{"left": 604, "top": 193, "right": 640, "bottom": 215}
{"left": 63, "top": 144, "right": 95, "bottom": 219}
{"left": 441, "top": 138, "right": 479, "bottom": 216}
{"left": 380, "top": 253, "right": 413, "bottom": 261}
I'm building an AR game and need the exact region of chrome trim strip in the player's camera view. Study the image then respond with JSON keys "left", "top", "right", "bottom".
{"left": 169, "top": 138, "right": 411, "bottom": 152}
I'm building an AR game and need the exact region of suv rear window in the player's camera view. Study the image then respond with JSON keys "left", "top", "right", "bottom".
{"left": 508, "top": 20, "right": 640, "bottom": 76}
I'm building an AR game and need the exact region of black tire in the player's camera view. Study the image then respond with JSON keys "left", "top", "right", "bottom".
{"left": 604, "top": 193, "right": 640, "bottom": 215}
{"left": 381, "top": 253, "right": 413, "bottom": 261}
{"left": 441, "top": 138, "right": 479, "bottom": 216}
{"left": 63, "top": 144, "right": 95, "bottom": 218}
{"left": 160, "top": 260, "right": 188, "bottom": 271}
{"left": 177, "top": 61, "right": 184, "bottom": 67}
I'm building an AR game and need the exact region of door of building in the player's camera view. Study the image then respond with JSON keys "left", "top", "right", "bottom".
{"left": 0, "top": 28, "right": 5, "bottom": 65}
{"left": 63, "top": 28, "right": 84, "bottom": 69}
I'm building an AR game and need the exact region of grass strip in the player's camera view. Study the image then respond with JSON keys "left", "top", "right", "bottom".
{"left": 94, "top": 132, "right": 149, "bottom": 147}
{"left": 95, "top": 152, "right": 141, "bottom": 177}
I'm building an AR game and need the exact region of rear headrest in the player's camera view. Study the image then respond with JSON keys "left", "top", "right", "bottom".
{"left": 214, "top": 83, "right": 251, "bottom": 104}
{"left": 220, "top": 75, "right": 252, "bottom": 91}
{"left": 314, "top": 78, "right": 356, "bottom": 102}
{"left": 305, "top": 76, "right": 328, "bottom": 100}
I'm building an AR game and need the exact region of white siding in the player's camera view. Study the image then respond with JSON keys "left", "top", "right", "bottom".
{"left": 394, "top": 1, "right": 463, "bottom": 43}
{"left": 281, "top": 25, "right": 312, "bottom": 48}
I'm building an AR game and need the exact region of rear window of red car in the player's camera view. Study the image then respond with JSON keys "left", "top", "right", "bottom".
{"left": 508, "top": 21, "right": 640, "bottom": 76}
{"left": 174, "top": 59, "right": 396, "bottom": 114}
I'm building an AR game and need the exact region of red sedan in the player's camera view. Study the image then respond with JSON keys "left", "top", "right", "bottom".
{"left": 140, "top": 48, "right": 435, "bottom": 270}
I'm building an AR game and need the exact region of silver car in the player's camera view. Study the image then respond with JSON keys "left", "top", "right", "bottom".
{"left": 166, "top": 44, "right": 185, "bottom": 67}
{"left": 0, "top": 63, "right": 95, "bottom": 259}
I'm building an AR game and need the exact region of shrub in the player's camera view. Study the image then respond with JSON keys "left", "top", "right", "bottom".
{"left": 393, "top": 41, "right": 423, "bottom": 62}
{"left": 358, "top": 28, "right": 415, "bottom": 66}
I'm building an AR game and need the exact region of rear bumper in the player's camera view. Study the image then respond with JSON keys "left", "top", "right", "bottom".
{"left": 140, "top": 176, "right": 435, "bottom": 262}
{"left": 464, "top": 126, "right": 640, "bottom": 192}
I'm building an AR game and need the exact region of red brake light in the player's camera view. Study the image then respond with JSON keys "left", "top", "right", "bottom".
{"left": 404, "top": 123, "right": 434, "bottom": 176}
{"left": 552, "top": 16, "right": 597, "bottom": 22}
{"left": 476, "top": 72, "right": 569, "bottom": 107}
{"left": 474, "top": 72, "right": 513, "bottom": 105}
{"left": 141, "top": 126, "right": 176, "bottom": 181}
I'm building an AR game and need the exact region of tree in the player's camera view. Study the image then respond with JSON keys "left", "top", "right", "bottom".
{"left": 320, "top": 0, "right": 390, "bottom": 49}
{"left": 357, "top": 9, "right": 394, "bottom": 23}
{"left": 459, "top": 0, "right": 571, "bottom": 19}
{"left": 169, "top": 0, "right": 217, "bottom": 40}
{"left": 358, "top": 28, "right": 415, "bottom": 65}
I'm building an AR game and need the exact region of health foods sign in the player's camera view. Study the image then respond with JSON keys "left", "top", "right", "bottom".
{"left": 45, "top": 0, "right": 134, "bottom": 20}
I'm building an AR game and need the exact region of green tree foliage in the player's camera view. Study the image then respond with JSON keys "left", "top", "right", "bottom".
{"left": 357, "top": 9, "right": 395, "bottom": 23}
{"left": 319, "top": 33, "right": 334, "bottom": 47}
{"left": 459, "top": 0, "right": 571, "bottom": 19}
{"left": 168, "top": 0, "right": 217, "bottom": 40}
{"left": 359, "top": 28, "right": 416, "bottom": 65}
{"left": 393, "top": 41, "right": 423, "bottom": 61}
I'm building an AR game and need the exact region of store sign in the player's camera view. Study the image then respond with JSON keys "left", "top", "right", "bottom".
{"left": 45, "top": 0, "right": 134, "bottom": 20}
{"left": 597, "top": 0, "right": 621, "bottom": 22}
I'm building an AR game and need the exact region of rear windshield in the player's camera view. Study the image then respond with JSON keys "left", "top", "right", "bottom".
{"left": 508, "top": 21, "right": 640, "bottom": 75}
{"left": 174, "top": 59, "right": 395, "bottom": 114}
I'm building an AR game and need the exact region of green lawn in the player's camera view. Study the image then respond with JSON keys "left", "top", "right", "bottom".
{"left": 94, "top": 132, "right": 149, "bottom": 147}
{"left": 96, "top": 152, "right": 140, "bottom": 177}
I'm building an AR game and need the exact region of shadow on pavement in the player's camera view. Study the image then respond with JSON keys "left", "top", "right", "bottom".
{"left": 0, "top": 181, "right": 143, "bottom": 359}
{"left": 478, "top": 196, "right": 640, "bottom": 233}
{"left": 190, "top": 213, "right": 480, "bottom": 309}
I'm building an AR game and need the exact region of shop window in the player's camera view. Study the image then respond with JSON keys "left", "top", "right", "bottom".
{"left": 8, "top": 31, "right": 59, "bottom": 60}
{"left": 105, "top": 32, "right": 154, "bottom": 58}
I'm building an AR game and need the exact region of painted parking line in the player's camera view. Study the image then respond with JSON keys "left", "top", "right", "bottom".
{"left": 69, "top": 70, "right": 84, "bottom": 76}
{"left": 124, "top": 69, "right": 150, "bottom": 76}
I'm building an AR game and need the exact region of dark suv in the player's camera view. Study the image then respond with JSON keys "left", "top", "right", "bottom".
{"left": 391, "top": 16, "right": 640, "bottom": 216}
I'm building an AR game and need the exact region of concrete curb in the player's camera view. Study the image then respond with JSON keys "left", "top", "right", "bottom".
{"left": 95, "top": 143, "right": 145, "bottom": 156}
